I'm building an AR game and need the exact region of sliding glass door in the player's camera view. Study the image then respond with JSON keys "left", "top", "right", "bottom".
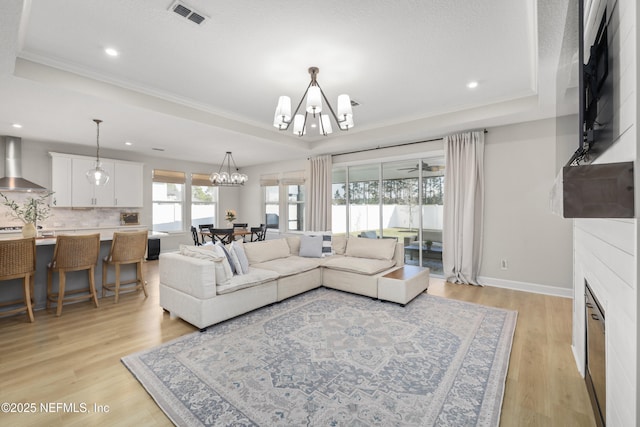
{"left": 332, "top": 157, "right": 444, "bottom": 275}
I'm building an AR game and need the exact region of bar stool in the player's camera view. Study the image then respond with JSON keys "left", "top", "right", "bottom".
{"left": 0, "top": 237, "right": 36, "bottom": 322}
{"left": 47, "top": 234, "right": 100, "bottom": 316}
{"left": 102, "top": 230, "right": 148, "bottom": 303}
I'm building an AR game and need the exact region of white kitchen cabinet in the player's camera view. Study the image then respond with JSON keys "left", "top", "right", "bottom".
{"left": 114, "top": 162, "right": 143, "bottom": 207}
{"left": 50, "top": 153, "right": 143, "bottom": 208}
{"left": 71, "top": 157, "right": 115, "bottom": 207}
{"left": 50, "top": 155, "right": 72, "bottom": 207}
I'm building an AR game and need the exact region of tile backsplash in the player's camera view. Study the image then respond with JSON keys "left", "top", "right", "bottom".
{"left": 0, "top": 192, "right": 136, "bottom": 228}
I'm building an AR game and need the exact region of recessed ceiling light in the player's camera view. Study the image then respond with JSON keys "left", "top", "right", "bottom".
{"left": 11, "top": 123, "right": 22, "bottom": 128}
{"left": 105, "top": 47, "right": 119, "bottom": 57}
{"left": 467, "top": 81, "right": 479, "bottom": 89}
{"left": 125, "top": 141, "right": 133, "bottom": 146}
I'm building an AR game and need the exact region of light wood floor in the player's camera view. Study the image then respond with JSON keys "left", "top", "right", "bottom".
{"left": 0, "top": 261, "right": 595, "bottom": 426}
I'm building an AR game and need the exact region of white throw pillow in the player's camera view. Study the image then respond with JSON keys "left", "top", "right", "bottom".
{"left": 210, "top": 245, "right": 234, "bottom": 282}
{"left": 304, "top": 232, "right": 333, "bottom": 257}
{"left": 230, "top": 241, "right": 250, "bottom": 274}
{"left": 299, "top": 234, "right": 323, "bottom": 258}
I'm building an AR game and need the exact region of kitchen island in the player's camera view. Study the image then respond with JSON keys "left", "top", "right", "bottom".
{"left": 0, "top": 226, "right": 166, "bottom": 313}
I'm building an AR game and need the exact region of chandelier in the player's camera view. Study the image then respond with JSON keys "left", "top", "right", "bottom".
{"left": 86, "top": 119, "right": 110, "bottom": 186}
{"left": 209, "top": 151, "right": 248, "bottom": 186}
{"left": 273, "top": 67, "right": 354, "bottom": 136}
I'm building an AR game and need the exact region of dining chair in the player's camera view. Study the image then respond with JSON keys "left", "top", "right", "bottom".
{"left": 0, "top": 237, "right": 36, "bottom": 322}
{"left": 210, "top": 228, "right": 234, "bottom": 245}
{"left": 250, "top": 223, "right": 267, "bottom": 242}
{"left": 47, "top": 234, "right": 100, "bottom": 316}
{"left": 233, "top": 223, "right": 248, "bottom": 241}
{"left": 102, "top": 230, "right": 149, "bottom": 304}
{"left": 190, "top": 226, "right": 201, "bottom": 246}
{"left": 198, "top": 224, "right": 214, "bottom": 244}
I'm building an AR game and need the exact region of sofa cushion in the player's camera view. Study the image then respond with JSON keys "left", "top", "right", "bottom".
{"left": 345, "top": 237, "right": 396, "bottom": 260}
{"left": 230, "top": 241, "right": 250, "bottom": 274}
{"left": 299, "top": 234, "right": 323, "bottom": 258}
{"left": 332, "top": 235, "right": 347, "bottom": 255}
{"left": 216, "top": 267, "right": 279, "bottom": 295}
{"left": 244, "top": 239, "right": 291, "bottom": 264}
{"left": 286, "top": 236, "right": 300, "bottom": 256}
{"left": 252, "top": 256, "right": 321, "bottom": 277}
{"left": 322, "top": 256, "right": 396, "bottom": 275}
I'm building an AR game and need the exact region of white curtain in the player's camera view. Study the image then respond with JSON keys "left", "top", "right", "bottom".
{"left": 443, "top": 131, "right": 485, "bottom": 285}
{"left": 308, "top": 155, "right": 332, "bottom": 231}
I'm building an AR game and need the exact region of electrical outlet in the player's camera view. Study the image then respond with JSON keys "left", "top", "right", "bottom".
{"left": 500, "top": 259, "right": 508, "bottom": 270}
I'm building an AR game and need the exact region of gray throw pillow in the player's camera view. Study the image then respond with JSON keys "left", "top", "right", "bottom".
{"left": 299, "top": 234, "right": 323, "bottom": 258}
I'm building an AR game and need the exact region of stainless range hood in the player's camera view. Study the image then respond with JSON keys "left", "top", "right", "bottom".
{"left": 0, "top": 136, "right": 47, "bottom": 192}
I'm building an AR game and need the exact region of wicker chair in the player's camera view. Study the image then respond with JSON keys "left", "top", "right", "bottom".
{"left": 102, "top": 230, "right": 148, "bottom": 304}
{"left": 47, "top": 234, "right": 100, "bottom": 316}
{"left": 0, "top": 237, "right": 36, "bottom": 322}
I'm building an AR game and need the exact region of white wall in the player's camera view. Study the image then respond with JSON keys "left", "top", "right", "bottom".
{"left": 570, "top": 0, "right": 638, "bottom": 426}
{"left": 482, "top": 117, "right": 574, "bottom": 294}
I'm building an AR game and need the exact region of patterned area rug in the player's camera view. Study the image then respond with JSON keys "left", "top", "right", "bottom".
{"left": 123, "top": 288, "right": 517, "bottom": 426}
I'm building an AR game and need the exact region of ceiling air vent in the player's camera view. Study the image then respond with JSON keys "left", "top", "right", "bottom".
{"left": 169, "top": 1, "right": 208, "bottom": 25}
{"left": 350, "top": 99, "right": 360, "bottom": 107}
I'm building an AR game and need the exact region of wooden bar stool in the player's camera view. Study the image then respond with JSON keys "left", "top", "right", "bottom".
{"left": 0, "top": 237, "right": 36, "bottom": 322}
{"left": 102, "top": 230, "right": 148, "bottom": 303}
{"left": 47, "top": 234, "right": 100, "bottom": 316}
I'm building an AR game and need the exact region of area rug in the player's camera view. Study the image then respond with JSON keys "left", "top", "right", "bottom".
{"left": 122, "top": 288, "right": 517, "bottom": 426}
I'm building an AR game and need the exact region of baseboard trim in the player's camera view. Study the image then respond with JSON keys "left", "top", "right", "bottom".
{"left": 478, "top": 275, "right": 573, "bottom": 299}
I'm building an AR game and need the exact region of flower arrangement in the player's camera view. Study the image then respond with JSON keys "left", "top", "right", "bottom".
{"left": 225, "top": 209, "right": 237, "bottom": 223}
{"left": 0, "top": 192, "right": 54, "bottom": 225}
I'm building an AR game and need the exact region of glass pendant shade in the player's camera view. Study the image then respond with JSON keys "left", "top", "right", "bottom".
{"left": 337, "top": 94, "right": 353, "bottom": 121}
{"left": 86, "top": 119, "right": 110, "bottom": 186}
{"left": 86, "top": 161, "right": 110, "bottom": 186}
{"left": 306, "top": 86, "right": 322, "bottom": 115}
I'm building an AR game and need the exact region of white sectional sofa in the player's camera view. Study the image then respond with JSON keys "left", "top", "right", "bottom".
{"left": 159, "top": 235, "right": 404, "bottom": 330}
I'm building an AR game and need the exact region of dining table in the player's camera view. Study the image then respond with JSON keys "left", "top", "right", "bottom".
{"left": 199, "top": 228, "right": 252, "bottom": 242}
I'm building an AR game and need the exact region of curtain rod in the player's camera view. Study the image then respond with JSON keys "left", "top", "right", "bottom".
{"left": 327, "top": 128, "right": 487, "bottom": 158}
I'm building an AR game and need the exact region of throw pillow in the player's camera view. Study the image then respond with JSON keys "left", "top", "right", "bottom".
{"left": 179, "top": 244, "right": 231, "bottom": 285}
{"left": 303, "top": 232, "right": 333, "bottom": 257}
{"left": 230, "top": 241, "right": 250, "bottom": 274}
{"left": 209, "top": 245, "right": 234, "bottom": 283}
{"left": 226, "top": 244, "right": 244, "bottom": 276}
{"left": 299, "top": 234, "right": 323, "bottom": 258}
{"left": 215, "top": 242, "right": 237, "bottom": 275}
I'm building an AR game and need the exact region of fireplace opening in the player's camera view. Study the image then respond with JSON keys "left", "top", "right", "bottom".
{"left": 585, "top": 281, "right": 606, "bottom": 426}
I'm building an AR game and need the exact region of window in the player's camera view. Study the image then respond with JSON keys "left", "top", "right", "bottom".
{"left": 152, "top": 169, "right": 185, "bottom": 232}
{"left": 261, "top": 172, "right": 306, "bottom": 232}
{"left": 287, "top": 184, "right": 304, "bottom": 231}
{"left": 264, "top": 184, "right": 279, "bottom": 229}
{"left": 191, "top": 173, "right": 218, "bottom": 228}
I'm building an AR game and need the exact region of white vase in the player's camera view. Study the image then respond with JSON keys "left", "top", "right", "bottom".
{"left": 226, "top": 222, "right": 234, "bottom": 228}
{"left": 22, "top": 222, "right": 37, "bottom": 238}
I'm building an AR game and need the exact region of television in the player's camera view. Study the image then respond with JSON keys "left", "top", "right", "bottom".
{"left": 568, "top": 4, "right": 613, "bottom": 166}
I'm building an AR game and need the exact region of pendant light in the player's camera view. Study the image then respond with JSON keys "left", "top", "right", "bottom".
{"left": 86, "top": 119, "right": 110, "bottom": 186}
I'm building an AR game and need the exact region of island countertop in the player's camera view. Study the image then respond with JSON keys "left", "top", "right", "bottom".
{"left": 0, "top": 225, "right": 167, "bottom": 244}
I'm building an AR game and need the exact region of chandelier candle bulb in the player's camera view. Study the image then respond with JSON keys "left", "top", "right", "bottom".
{"left": 337, "top": 94, "right": 353, "bottom": 121}
{"left": 320, "top": 114, "right": 333, "bottom": 135}
{"left": 306, "top": 86, "right": 322, "bottom": 115}
{"left": 293, "top": 114, "right": 305, "bottom": 136}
